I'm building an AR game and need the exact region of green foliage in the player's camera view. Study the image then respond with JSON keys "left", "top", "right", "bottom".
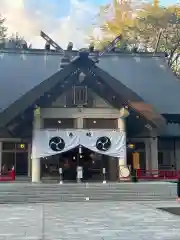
{"left": 0, "top": 15, "right": 7, "bottom": 39}
{"left": 0, "top": 15, "right": 7, "bottom": 49}
{"left": 90, "top": 0, "right": 180, "bottom": 77}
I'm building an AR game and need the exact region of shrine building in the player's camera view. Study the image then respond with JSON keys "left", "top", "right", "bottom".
{"left": 0, "top": 47, "right": 179, "bottom": 182}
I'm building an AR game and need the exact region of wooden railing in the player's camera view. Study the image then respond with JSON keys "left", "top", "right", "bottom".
{"left": 0, "top": 168, "right": 15, "bottom": 182}
{"left": 136, "top": 169, "right": 180, "bottom": 180}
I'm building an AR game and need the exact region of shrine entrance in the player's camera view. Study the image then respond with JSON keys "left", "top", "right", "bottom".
{"left": 32, "top": 129, "right": 125, "bottom": 183}
{"left": 41, "top": 146, "right": 108, "bottom": 182}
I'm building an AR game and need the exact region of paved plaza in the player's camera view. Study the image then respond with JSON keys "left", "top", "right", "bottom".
{"left": 0, "top": 201, "right": 180, "bottom": 240}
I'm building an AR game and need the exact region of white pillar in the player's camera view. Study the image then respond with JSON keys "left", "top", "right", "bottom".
{"left": 118, "top": 118, "right": 129, "bottom": 180}
{"left": 76, "top": 118, "right": 83, "bottom": 181}
{"left": 118, "top": 117, "right": 126, "bottom": 131}
{"left": 32, "top": 155, "right": 40, "bottom": 183}
{"left": 0, "top": 142, "right": 2, "bottom": 172}
{"left": 31, "top": 108, "right": 41, "bottom": 183}
{"left": 145, "top": 139, "right": 151, "bottom": 171}
{"left": 150, "top": 138, "right": 158, "bottom": 170}
{"left": 28, "top": 143, "right": 31, "bottom": 177}
{"left": 76, "top": 117, "right": 83, "bottom": 129}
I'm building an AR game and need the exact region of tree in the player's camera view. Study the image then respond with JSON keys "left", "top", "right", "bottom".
{"left": 9, "top": 33, "right": 28, "bottom": 49}
{"left": 160, "top": 5, "right": 180, "bottom": 77}
{"left": 0, "top": 15, "right": 29, "bottom": 49}
{"left": 89, "top": 0, "right": 135, "bottom": 50}
{"left": 134, "top": 3, "right": 180, "bottom": 76}
{"left": 0, "top": 15, "right": 7, "bottom": 48}
{"left": 0, "top": 15, "right": 7, "bottom": 39}
{"left": 91, "top": 0, "right": 180, "bottom": 77}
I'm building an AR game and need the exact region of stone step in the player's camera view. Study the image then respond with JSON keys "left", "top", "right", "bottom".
{"left": 0, "top": 187, "right": 176, "bottom": 193}
{"left": 0, "top": 190, "right": 175, "bottom": 194}
{"left": 0, "top": 182, "right": 177, "bottom": 203}
{"left": 1, "top": 183, "right": 176, "bottom": 187}
{"left": 0, "top": 192, "right": 176, "bottom": 197}
{"left": 0, "top": 192, "right": 176, "bottom": 199}
{"left": 0, "top": 192, "right": 176, "bottom": 202}
{"left": 0, "top": 188, "right": 176, "bottom": 193}
{"left": 0, "top": 195, "right": 175, "bottom": 203}
{"left": 0, "top": 183, "right": 176, "bottom": 190}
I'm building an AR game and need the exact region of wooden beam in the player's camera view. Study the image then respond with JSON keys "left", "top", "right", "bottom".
{"left": 83, "top": 75, "right": 124, "bottom": 109}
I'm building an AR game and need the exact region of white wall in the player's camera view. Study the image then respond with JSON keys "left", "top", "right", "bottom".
{"left": 41, "top": 107, "right": 120, "bottom": 119}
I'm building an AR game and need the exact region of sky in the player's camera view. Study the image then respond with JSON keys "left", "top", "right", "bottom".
{"left": 0, "top": 0, "right": 178, "bottom": 49}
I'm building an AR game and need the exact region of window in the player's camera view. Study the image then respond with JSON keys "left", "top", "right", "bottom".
{"left": 73, "top": 86, "right": 87, "bottom": 106}
{"left": 2, "top": 142, "right": 15, "bottom": 151}
{"left": 65, "top": 86, "right": 93, "bottom": 107}
{"left": 2, "top": 142, "right": 28, "bottom": 151}
{"left": 83, "top": 118, "right": 118, "bottom": 129}
{"left": 43, "top": 118, "right": 75, "bottom": 129}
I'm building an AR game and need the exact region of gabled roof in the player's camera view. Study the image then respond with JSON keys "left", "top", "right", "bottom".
{"left": 0, "top": 58, "right": 79, "bottom": 126}
{"left": 0, "top": 126, "right": 12, "bottom": 138}
{"left": 0, "top": 54, "right": 165, "bottom": 132}
{"left": 97, "top": 53, "right": 180, "bottom": 114}
{"left": 77, "top": 58, "right": 165, "bottom": 129}
{"left": 162, "top": 123, "right": 180, "bottom": 137}
{"left": 0, "top": 52, "right": 62, "bottom": 112}
{"left": 0, "top": 50, "right": 179, "bottom": 115}
{"left": 0, "top": 50, "right": 169, "bottom": 132}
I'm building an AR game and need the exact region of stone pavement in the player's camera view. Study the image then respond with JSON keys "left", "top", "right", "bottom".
{"left": 0, "top": 201, "right": 180, "bottom": 240}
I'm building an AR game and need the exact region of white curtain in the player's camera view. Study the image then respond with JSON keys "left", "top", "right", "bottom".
{"left": 32, "top": 129, "right": 80, "bottom": 159}
{"left": 79, "top": 130, "right": 125, "bottom": 158}
{"left": 32, "top": 129, "right": 126, "bottom": 159}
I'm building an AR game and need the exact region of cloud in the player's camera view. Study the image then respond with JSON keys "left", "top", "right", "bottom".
{"left": 0, "top": 0, "right": 99, "bottom": 49}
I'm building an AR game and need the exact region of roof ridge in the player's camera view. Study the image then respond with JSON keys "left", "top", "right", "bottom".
{"left": 0, "top": 48, "right": 166, "bottom": 58}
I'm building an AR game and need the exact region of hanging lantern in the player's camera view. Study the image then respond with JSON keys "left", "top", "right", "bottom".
{"left": 18, "top": 143, "right": 25, "bottom": 149}
{"left": 127, "top": 143, "right": 135, "bottom": 149}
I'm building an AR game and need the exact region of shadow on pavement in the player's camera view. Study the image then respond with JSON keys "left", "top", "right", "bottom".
{"left": 158, "top": 207, "right": 180, "bottom": 216}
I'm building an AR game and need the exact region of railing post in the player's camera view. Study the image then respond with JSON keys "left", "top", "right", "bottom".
{"left": 11, "top": 166, "right": 15, "bottom": 181}
{"left": 59, "top": 167, "right": 63, "bottom": 184}
{"left": 136, "top": 169, "right": 140, "bottom": 179}
{"left": 102, "top": 168, "right": 106, "bottom": 184}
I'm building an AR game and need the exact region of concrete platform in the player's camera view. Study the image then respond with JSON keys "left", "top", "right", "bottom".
{"left": 0, "top": 201, "right": 180, "bottom": 240}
